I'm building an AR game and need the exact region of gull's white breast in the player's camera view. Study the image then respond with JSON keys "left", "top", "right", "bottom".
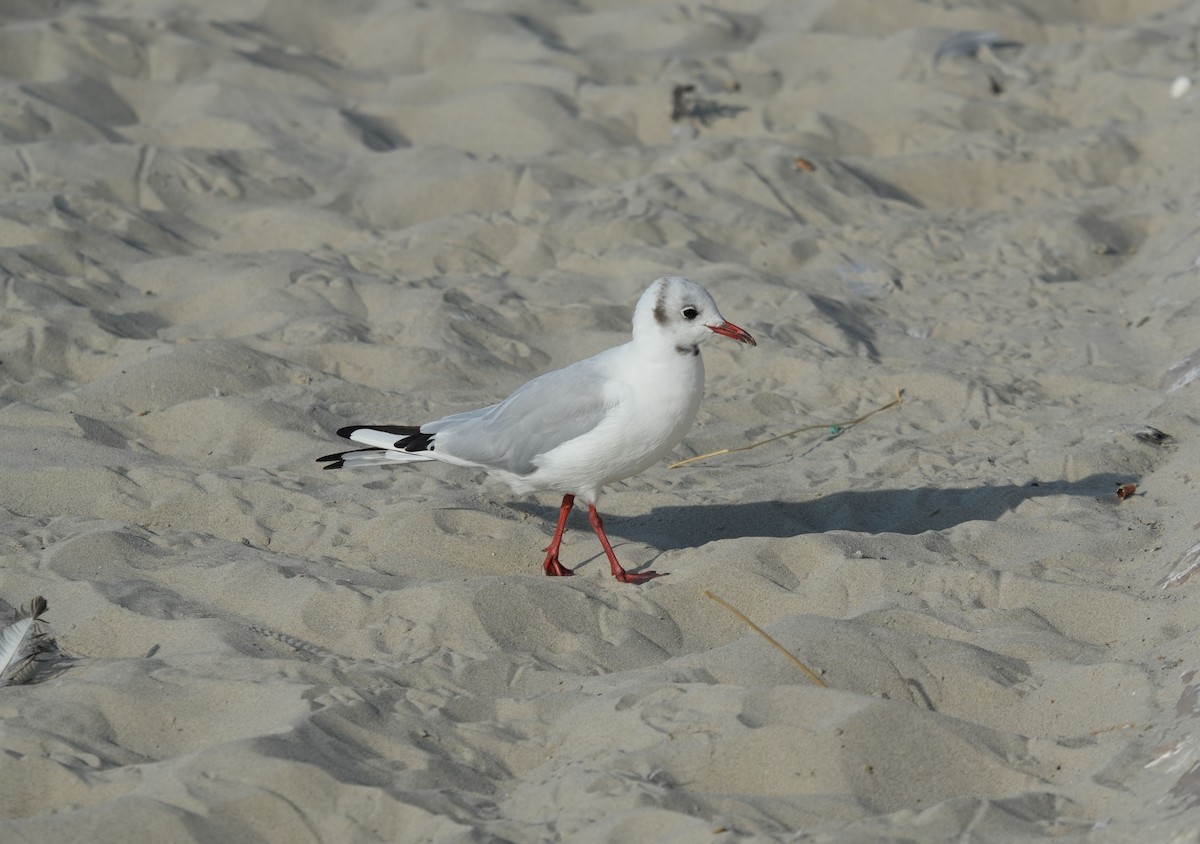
{"left": 515, "top": 343, "right": 706, "bottom": 501}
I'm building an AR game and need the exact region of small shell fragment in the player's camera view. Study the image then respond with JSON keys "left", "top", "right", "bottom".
{"left": 1116, "top": 483, "right": 1137, "bottom": 500}
{"left": 1171, "top": 75, "right": 1193, "bottom": 99}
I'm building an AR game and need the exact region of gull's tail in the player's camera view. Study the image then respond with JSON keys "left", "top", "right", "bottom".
{"left": 316, "top": 425, "right": 436, "bottom": 470}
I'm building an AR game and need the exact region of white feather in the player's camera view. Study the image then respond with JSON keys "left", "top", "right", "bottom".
{"left": 346, "top": 428, "right": 415, "bottom": 451}
{"left": 0, "top": 597, "right": 51, "bottom": 687}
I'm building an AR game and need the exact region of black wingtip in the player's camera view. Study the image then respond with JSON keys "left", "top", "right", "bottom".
{"left": 336, "top": 424, "right": 422, "bottom": 440}
{"left": 318, "top": 446, "right": 389, "bottom": 469}
{"left": 401, "top": 431, "right": 435, "bottom": 452}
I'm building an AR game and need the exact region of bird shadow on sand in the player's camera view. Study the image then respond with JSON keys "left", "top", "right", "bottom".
{"left": 510, "top": 473, "right": 1131, "bottom": 552}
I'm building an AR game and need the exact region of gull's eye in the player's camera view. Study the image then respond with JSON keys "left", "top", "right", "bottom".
{"left": 681, "top": 306, "right": 699, "bottom": 321}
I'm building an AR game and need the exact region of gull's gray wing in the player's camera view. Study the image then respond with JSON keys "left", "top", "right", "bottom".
{"left": 425, "top": 355, "right": 619, "bottom": 475}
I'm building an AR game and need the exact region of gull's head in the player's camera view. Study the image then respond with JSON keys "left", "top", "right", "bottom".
{"left": 633, "top": 276, "right": 756, "bottom": 353}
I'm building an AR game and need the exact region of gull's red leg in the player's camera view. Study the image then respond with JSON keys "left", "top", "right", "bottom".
{"left": 541, "top": 494, "right": 575, "bottom": 576}
{"left": 586, "top": 503, "right": 665, "bottom": 584}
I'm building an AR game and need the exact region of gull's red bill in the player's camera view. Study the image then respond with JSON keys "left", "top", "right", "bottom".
{"left": 708, "top": 320, "right": 756, "bottom": 346}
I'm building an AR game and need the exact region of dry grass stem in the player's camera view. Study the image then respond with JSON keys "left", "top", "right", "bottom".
{"left": 671, "top": 388, "right": 905, "bottom": 469}
{"left": 704, "top": 590, "right": 828, "bottom": 688}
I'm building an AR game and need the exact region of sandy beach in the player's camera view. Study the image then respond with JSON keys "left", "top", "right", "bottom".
{"left": 3, "top": 0, "right": 1200, "bottom": 840}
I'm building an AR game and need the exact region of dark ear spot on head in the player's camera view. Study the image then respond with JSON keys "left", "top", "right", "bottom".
{"left": 653, "top": 285, "right": 668, "bottom": 325}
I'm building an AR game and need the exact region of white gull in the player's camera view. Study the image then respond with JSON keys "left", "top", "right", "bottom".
{"left": 318, "top": 276, "right": 756, "bottom": 583}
